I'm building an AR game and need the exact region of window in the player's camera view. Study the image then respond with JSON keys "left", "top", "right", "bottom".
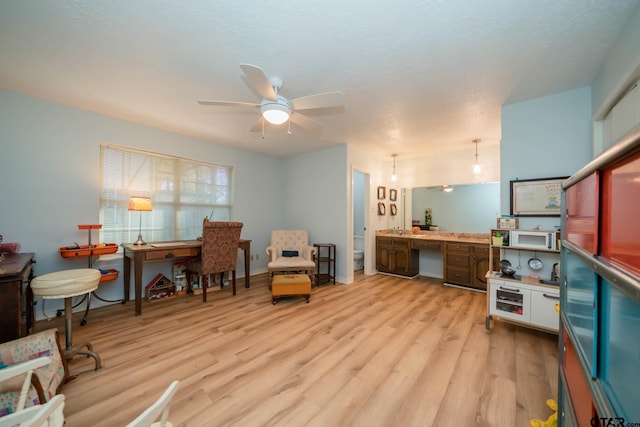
{"left": 99, "top": 144, "right": 232, "bottom": 245}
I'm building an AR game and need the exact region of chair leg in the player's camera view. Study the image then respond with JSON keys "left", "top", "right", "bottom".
{"left": 202, "top": 275, "right": 207, "bottom": 303}
{"left": 232, "top": 270, "right": 236, "bottom": 296}
{"left": 219, "top": 272, "right": 224, "bottom": 289}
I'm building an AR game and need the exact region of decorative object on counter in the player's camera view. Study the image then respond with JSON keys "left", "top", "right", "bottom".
{"left": 378, "top": 202, "right": 385, "bottom": 216}
{"left": 390, "top": 203, "right": 397, "bottom": 216}
{"left": 389, "top": 188, "right": 397, "bottom": 201}
{"left": 412, "top": 226, "right": 420, "bottom": 234}
{"left": 424, "top": 208, "right": 432, "bottom": 226}
{"left": 509, "top": 177, "right": 567, "bottom": 217}
{"left": 377, "top": 186, "right": 386, "bottom": 200}
{"left": 390, "top": 154, "right": 398, "bottom": 182}
{"left": 429, "top": 226, "right": 439, "bottom": 231}
{"left": 497, "top": 217, "right": 519, "bottom": 229}
{"left": 128, "top": 196, "right": 153, "bottom": 245}
{"left": 471, "top": 139, "right": 483, "bottom": 176}
{"left": 492, "top": 231, "right": 504, "bottom": 246}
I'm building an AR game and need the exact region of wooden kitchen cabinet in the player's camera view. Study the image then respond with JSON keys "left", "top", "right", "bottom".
{"left": 444, "top": 242, "right": 495, "bottom": 290}
{"left": 472, "top": 245, "right": 499, "bottom": 289}
{"left": 376, "top": 236, "right": 418, "bottom": 277}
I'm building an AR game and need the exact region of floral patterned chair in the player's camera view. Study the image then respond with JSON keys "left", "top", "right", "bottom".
{"left": 0, "top": 328, "right": 68, "bottom": 418}
{"left": 188, "top": 220, "right": 244, "bottom": 302}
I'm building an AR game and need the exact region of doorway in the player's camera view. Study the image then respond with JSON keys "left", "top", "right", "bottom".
{"left": 352, "top": 170, "right": 367, "bottom": 274}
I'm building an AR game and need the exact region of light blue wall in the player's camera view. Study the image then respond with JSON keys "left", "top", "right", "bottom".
{"left": 283, "top": 145, "right": 348, "bottom": 282}
{"left": 500, "top": 86, "right": 593, "bottom": 230}
{"left": 0, "top": 89, "right": 284, "bottom": 317}
{"left": 411, "top": 183, "right": 500, "bottom": 233}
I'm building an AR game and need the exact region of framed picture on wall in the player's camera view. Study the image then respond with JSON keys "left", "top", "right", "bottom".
{"left": 378, "top": 202, "right": 386, "bottom": 215}
{"left": 377, "top": 186, "right": 386, "bottom": 200}
{"left": 389, "top": 189, "right": 397, "bottom": 201}
{"left": 510, "top": 176, "right": 568, "bottom": 216}
{"left": 390, "top": 203, "right": 397, "bottom": 216}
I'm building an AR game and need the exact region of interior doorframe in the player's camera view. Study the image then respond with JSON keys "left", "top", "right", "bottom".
{"left": 351, "top": 166, "right": 373, "bottom": 277}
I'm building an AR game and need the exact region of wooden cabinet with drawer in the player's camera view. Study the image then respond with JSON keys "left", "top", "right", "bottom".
{"left": 444, "top": 242, "right": 494, "bottom": 290}
{"left": 376, "top": 236, "right": 419, "bottom": 277}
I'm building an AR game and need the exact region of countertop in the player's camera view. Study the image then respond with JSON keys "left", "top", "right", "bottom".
{"left": 376, "top": 230, "right": 490, "bottom": 244}
{"left": 487, "top": 270, "right": 560, "bottom": 289}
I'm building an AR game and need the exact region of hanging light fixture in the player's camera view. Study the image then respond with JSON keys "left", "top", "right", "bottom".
{"left": 261, "top": 96, "right": 290, "bottom": 125}
{"left": 472, "top": 139, "right": 483, "bottom": 176}
{"left": 391, "top": 154, "right": 398, "bottom": 182}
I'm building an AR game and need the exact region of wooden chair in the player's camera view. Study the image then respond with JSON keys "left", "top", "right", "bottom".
{"left": 125, "top": 381, "right": 179, "bottom": 427}
{"left": 0, "top": 357, "right": 65, "bottom": 427}
{"left": 188, "top": 220, "right": 244, "bottom": 302}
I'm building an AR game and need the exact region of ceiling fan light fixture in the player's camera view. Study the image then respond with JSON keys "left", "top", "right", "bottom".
{"left": 261, "top": 97, "right": 291, "bottom": 125}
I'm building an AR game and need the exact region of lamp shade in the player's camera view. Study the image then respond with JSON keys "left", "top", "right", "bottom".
{"left": 128, "top": 196, "right": 153, "bottom": 211}
{"left": 262, "top": 107, "right": 290, "bottom": 125}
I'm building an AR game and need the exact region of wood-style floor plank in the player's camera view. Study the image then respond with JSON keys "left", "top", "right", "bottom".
{"left": 33, "top": 272, "right": 559, "bottom": 426}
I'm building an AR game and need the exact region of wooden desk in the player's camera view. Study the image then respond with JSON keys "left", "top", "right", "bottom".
{"left": 0, "top": 253, "right": 35, "bottom": 343}
{"left": 122, "top": 239, "right": 251, "bottom": 315}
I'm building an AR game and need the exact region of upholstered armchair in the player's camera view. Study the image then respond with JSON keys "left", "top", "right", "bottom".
{"left": 266, "top": 230, "right": 316, "bottom": 284}
{"left": 188, "top": 220, "right": 244, "bottom": 302}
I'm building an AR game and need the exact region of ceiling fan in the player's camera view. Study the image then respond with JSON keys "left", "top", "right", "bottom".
{"left": 198, "top": 64, "right": 345, "bottom": 133}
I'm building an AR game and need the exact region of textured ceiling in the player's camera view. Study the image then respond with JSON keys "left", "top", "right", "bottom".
{"left": 1, "top": 1, "right": 638, "bottom": 160}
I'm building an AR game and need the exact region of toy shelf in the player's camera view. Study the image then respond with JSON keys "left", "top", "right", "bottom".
{"left": 58, "top": 224, "right": 119, "bottom": 282}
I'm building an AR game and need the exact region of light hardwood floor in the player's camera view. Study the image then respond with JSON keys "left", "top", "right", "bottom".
{"left": 34, "top": 272, "right": 559, "bottom": 427}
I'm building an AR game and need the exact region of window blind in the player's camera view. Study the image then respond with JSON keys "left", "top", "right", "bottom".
{"left": 99, "top": 144, "right": 232, "bottom": 245}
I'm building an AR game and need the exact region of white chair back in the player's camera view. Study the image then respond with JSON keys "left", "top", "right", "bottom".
{"left": 0, "top": 357, "right": 52, "bottom": 414}
{"left": 125, "top": 381, "right": 179, "bottom": 427}
{"left": 0, "top": 395, "right": 66, "bottom": 427}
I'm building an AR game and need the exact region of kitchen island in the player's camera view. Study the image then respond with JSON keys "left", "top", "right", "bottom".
{"left": 376, "top": 230, "right": 498, "bottom": 291}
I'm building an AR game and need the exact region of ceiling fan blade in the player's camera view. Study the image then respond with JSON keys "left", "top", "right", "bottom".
{"left": 198, "top": 100, "right": 260, "bottom": 108}
{"left": 249, "top": 117, "right": 264, "bottom": 132}
{"left": 240, "top": 64, "right": 277, "bottom": 101}
{"left": 289, "top": 112, "right": 323, "bottom": 132}
{"left": 290, "top": 91, "right": 345, "bottom": 111}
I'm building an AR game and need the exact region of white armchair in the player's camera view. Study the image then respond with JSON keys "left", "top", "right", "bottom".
{"left": 265, "top": 230, "right": 316, "bottom": 284}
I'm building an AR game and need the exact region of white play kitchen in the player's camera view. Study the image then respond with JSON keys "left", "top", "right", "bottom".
{"left": 485, "top": 225, "right": 562, "bottom": 333}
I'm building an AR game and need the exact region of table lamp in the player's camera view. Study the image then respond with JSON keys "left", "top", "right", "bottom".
{"left": 128, "top": 196, "right": 152, "bottom": 245}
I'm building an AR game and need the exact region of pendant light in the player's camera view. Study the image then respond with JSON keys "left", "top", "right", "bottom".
{"left": 391, "top": 154, "right": 398, "bottom": 182}
{"left": 472, "top": 139, "right": 483, "bottom": 176}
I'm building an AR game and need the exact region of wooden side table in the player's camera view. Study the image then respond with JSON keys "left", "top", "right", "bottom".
{"left": 314, "top": 243, "right": 336, "bottom": 286}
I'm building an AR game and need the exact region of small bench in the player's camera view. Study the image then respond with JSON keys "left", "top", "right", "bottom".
{"left": 271, "top": 274, "right": 311, "bottom": 304}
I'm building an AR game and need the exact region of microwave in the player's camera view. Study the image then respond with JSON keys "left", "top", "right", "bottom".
{"left": 510, "top": 230, "right": 558, "bottom": 251}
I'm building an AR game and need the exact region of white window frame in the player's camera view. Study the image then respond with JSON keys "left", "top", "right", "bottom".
{"left": 99, "top": 144, "right": 232, "bottom": 245}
